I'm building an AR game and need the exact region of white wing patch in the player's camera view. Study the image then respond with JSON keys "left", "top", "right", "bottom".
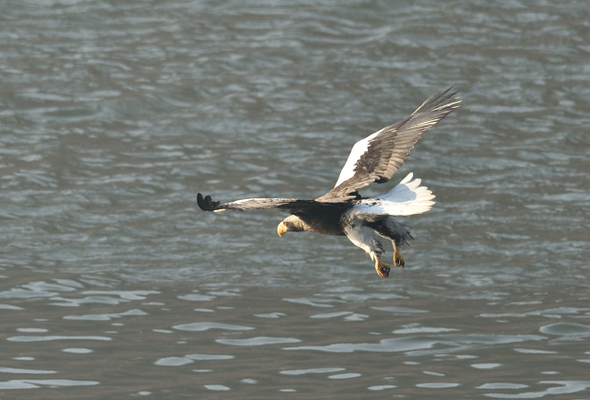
{"left": 353, "top": 173, "right": 435, "bottom": 216}
{"left": 334, "top": 128, "right": 384, "bottom": 187}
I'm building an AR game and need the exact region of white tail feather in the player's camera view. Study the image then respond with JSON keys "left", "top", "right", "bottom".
{"left": 354, "top": 172, "right": 435, "bottom": 216}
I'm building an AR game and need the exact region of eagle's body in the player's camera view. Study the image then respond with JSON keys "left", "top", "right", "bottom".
{"left": 197, "top": 88, "right": 461, "bottom": 278}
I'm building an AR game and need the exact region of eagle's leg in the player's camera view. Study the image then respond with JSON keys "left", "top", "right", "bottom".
{"left": 393, "top": 247, "right": 405, "bottom": 268}
{"left": 374, "top": 257, "right": 391, "bottom": 278}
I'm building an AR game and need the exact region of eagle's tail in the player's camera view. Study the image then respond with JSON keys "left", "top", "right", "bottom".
{"left": 358, "top": 173, "right": 435, "bottom": 216}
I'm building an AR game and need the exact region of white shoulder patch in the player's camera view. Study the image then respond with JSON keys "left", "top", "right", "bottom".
{"left": 353, "top": 172, "right": 435, "bottom": 216}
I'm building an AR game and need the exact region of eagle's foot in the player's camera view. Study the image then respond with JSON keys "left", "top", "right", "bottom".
{"left": 375, "top": 258, "right": 391, "bottom": 278}
{"left": 393, "top": 248, "right": 405, "bottom": 268}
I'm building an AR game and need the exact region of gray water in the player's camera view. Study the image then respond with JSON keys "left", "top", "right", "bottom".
{"left": 1, "top": 1, "right": 589, "bottom": 399}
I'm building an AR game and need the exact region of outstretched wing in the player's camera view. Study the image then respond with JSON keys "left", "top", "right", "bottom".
{"left": 197, "top": 193, "right": 318, "bottom": 214}
{"left": 317, "top": 87, "right": 461, "bottom": 202}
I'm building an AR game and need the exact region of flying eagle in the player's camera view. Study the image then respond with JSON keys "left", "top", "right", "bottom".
{"left": 197, "top": 88, "right": 461, "bottom": 278}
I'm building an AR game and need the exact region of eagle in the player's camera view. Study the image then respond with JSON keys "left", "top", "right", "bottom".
{"left": 197, "top": 88, "right": 461, "bottom": 278}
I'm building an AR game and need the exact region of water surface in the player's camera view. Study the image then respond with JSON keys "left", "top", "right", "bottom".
{"left": 1, "top": 1, "right": 589, "bottom": 399}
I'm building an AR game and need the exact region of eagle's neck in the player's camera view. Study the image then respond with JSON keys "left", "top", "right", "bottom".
{"left": 279, "top": 213, "right": 345, "bottom": 236}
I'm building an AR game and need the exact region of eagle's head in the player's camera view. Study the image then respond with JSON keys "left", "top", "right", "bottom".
{"left": 277, "top": 215, "right": 308, "bottom": 237}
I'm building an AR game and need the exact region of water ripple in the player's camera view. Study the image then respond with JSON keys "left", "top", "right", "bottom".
{"left": 204, "top": 384, "right": 230, "bottom": 391}
{"left": 0, "top": 367, "right": 55, "bottom": 374}
{"left": 286, "top": 334, "right": 545, "bottom": 354}
{"left": 217, "top": 336, "right": 301, "bottom": 346}
{"left": 540, "top": 323, "right": 590, "bottom": 338}
{"left": 483, "top": 381, "right": 590, "bottom": 399}
{"left": 173, "top": 322, "right": 254, "bottom": 332}
{"left": 0, "top": 379, "right": 99, "bottom": 390}
{"left": 63, "top": 308, "right": 147, "bottom": 321}
{"left": 280, "top": 367, "right": 345, "bottom": 375}
{"left": 7, "top": 335, "right": 112, "bottom": 342}
{"left": 283, "top": 297, "right": 342, "bottom": 308}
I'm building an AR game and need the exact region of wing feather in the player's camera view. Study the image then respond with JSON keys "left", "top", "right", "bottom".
{"left": 197, "top": 193, "right": 318, "bottom": 214}
{"left": 317, "top": 87, "right": 460, "bottom": 202}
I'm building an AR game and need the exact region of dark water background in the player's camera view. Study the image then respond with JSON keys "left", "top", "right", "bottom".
{"left": 1, "top": 1, "right": 589, "bottom": 399}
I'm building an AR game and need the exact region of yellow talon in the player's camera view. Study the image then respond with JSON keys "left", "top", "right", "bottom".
{"left": 375, "top": 258, "right": 391, "bottom": 278}
{"left": 394, "top": 248, "right": 405, "bottom": 268}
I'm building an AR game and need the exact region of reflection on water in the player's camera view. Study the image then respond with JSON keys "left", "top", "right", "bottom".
{"left": 1, "top": 0, "right": 590, "bottom": 398}
{"left": 0, "top": 379, "right": 99, "bottom": 390}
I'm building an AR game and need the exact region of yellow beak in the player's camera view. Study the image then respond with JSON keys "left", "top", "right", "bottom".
{"left": 277, "top": 222, "right": 287, "bottom": 237}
